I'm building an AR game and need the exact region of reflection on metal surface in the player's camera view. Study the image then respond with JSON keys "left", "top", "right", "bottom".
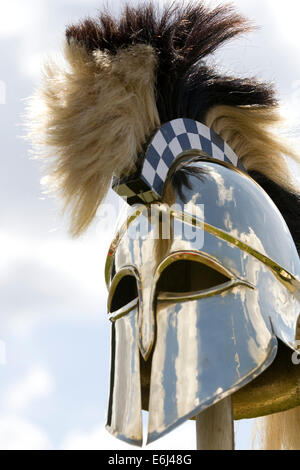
{"left": 106, "top": 306, "right": 143, "bottom": 446}
{"left": 105, "top": 159, "right": 300, "bottom": 446}
{"left": 147, "top": 293, "right": 276, "bottom": 443}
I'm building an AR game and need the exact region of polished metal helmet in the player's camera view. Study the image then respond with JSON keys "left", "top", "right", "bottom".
{"left": 105, "top": 119, "right": 300, "bottom": 446}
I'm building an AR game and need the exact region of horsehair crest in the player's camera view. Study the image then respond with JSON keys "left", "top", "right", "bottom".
{"left": 26, "top": 1, "right": 300, "bottom": 237}
{"left": 27, "top": 41, "right": 160, "bottom": 235}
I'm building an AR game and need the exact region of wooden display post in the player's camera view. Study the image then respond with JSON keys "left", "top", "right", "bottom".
{"left": 196, "top": 397, "right": 234, "bottom": 450}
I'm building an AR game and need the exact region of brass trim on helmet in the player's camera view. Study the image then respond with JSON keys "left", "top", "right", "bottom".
{"left": 157, "top": 280, "right": 254, "bottom": 302}
{"left": 154, "top": 251, "right": 254, "bottom": 302}
{"left": 154, "top": 250, "right": 234, "bottom": 280}
{"left": 105, "top": 203, "right": 300, "bottom": 295}
{"left": 108, "top": 298, "right": 139, "bottom": 322}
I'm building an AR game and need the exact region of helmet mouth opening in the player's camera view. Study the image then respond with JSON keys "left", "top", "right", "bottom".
{"left": 140, "top": 350, "right": 152, "bottom": 412}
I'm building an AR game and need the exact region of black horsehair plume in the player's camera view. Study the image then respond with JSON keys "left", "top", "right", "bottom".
{"left": 27, "top": 1, "right": 300, "bottom": 249}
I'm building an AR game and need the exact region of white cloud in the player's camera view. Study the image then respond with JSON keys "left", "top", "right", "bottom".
{"left": 0, "top": 80, "right": 6, "bottom": 105}
{"left": 265, "top": 0, "right": 300, "bottom": 47}
{"left": 0, "top": 1, "right": 44, "bottom": 38}
{"left": 62, "top": 418, "right": 196, "bottom": 450}
{"left": 0, "top": 227, "right": 112, "bottom": 295}
{"left": 146, "top": 421, "right": 196, "bottom": 450}
{"left": 4, "top": 366, "right": 55, "bottom": 412}
{"left": 62, "top": 425, "right": 132, "bottom": 450}
{"left": 3, "top": 0, "right": 120, "bottom": 80}
{"left": 0, "top": 415, "right": 51, "bottom": 450}
{"left": 0, "top": 229, "right": 112, "bottom": 335}
{"left": 0, "top": 340, "right": 6, "bottom": 365}
{"left": 281, "top": 80, "right": 300, "bottom": 152}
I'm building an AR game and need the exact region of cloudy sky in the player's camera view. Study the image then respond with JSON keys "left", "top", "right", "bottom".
{"left": 0, "top": 0, "right": 300, "bottom": 450}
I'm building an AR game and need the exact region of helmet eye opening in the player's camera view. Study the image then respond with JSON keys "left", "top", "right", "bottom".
{"left": 156, "top": 259, "right": 231, "bottom": 296}
{"left": 109, "top": 274, "right": 138, "bottom": 313}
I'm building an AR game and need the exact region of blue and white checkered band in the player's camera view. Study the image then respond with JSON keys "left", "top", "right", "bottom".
{"left": 113, "top": 118, "right": 243, "bottom": 205}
